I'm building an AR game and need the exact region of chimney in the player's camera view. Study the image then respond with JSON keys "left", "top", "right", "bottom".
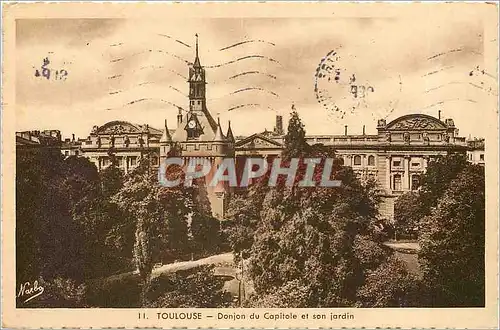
{"left": 362, "top": 125, "right": 365, "bottom": 135}
{"left": 438, "top": 110, "right": 441, "bottom": 120}
{"left": 344, "top": 125, "right": 348, "bottom": 136}
{"left": 72, "top": 134, "right": 75, "bottom": 141}
{"left": 275, "top": 115, "right": 283, "bottom": 135}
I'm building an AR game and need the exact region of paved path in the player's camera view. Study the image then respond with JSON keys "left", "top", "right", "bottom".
{"left": 151, "top": 252, "right": 234, "bottom": 278}
{"left": 383, "top": 241, "right": 420, "bottom": 251}
{"left": 103, "top": 252, "right": 234, "bottom": 284}
{"left": 383, "top": 241, "right": 422, "bottom": 278}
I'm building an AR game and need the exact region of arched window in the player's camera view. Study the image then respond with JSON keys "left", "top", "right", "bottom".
{"left": 393, "top": 174, "right": 402, "bottom": 191}
{"left": 411, "top": 175, "right": 421, "bottom": 191}
{"left": 368, "top": 155, "right": 375, "bottom": 166}
{"left": 353, "top": 155, "right": 362, "bottom": 166}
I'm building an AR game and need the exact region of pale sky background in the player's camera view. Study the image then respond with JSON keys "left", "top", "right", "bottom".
{"left": 15, "top": 15, "right": 498, "bottom": 140}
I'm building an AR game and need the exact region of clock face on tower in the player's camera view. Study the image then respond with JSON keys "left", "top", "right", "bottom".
{"left": 188, "top": 120, "right": 196, "bottom": 129}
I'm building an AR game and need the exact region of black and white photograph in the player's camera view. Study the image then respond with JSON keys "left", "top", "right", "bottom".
{"left": 2, "top": 2, "right": 499, "bottom": 329}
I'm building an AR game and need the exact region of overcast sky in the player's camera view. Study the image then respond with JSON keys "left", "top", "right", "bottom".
{"left": 15, "top": 14, "right": 497, "bottom": 139}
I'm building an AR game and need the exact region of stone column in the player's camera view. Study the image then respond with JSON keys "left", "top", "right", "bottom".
{"left": 385, "top": 156, "right": 391, "bottom": 192}
{"left": 403, "top": 156, "right": 410, "bottom": 191}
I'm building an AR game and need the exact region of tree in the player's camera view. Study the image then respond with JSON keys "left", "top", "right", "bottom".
{"left": 418, "top": 153, "right": 468, "bottom": 214}
{"left": 245, "top": 155, "right": 380, "bottom": 306}
{"left": 223, "top": 111, "right": 386, "bottom": 307}
{"left": 111, "top": 155, "right": 196, "bottom": 304}
{"left": 418, "top": 164, "right": 485, "bottom": 307}
{"left": 190, "top": 214, "right": 221, "bottom": 255}
{"left": 356, "top": 256, "right": 422, "bottom": 307}
{"left": 353, "top": 235, "right": 392, "bottom": 273}
{"left": 245, "top": 279, "right": 311, "bottom": 308}
{"left": 111, "top": 157, "right": 168, "bottom": 305}
{"left": 392, "top": 153, "right": 470, "bottom": 240}
{"left": 283, "top": 107, "right": 308, "bottom": 159}
{"left": 100, "top": 160, "right": 124, "bottom": 198}
{"left": 145, "top": 265, "right": 231, "bottom": 308}
{"left": 16, "top": 151, "right": 97, "bottom": 285}
{"left": 134, "top": 216, "right": 154, "bottom": 305}
{"left": 248, "top": 180, "right": 380, "bottom": 307}
{"left": 393, "top": 192, "right": 424, "bottom": 239}
{"left": 190, "top": 177, "right": 222, "bottom": 255}
{"left": 224, "top": 193, "right": 263, "bottom": 261}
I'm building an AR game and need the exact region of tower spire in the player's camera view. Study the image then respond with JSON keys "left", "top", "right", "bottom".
{"left": 193, "top": 33, "right": 201, "bottom": 68}
{"left": 214, "top": 116, "right": 226, "bottom": 141}
{"left": 226, "top": 120, "right": 235, "bottom": 143}
{"left": 160, "top": 118, "right": 172, "bottom": 143}
{"left": 196, "top": 33, "right": 199, "bottom": 58}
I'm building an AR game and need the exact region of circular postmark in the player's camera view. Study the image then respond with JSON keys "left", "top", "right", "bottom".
{"left": 314, "top": 50, "right": 403, "bottom": 120}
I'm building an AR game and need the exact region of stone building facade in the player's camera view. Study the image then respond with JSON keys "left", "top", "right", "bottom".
{"left": 232, "top": 113, "right": 470, "bottom": 220}
{"left": 79, "top": 121, "right": 164, "bottom": 172}
{"left": 467, "top": 138, "right": 485, "bottom": 166}
{"left": 16, "top": 130, "right": 62, "bottom": 150}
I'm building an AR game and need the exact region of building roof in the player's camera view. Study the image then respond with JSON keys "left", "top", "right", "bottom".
{"left": 160, "top": 119, "right": 172, "bottom": 143}
{"left": 384, "top": 114, "right": 449, "bottom": 131}
{"left": 91, "top": 121, "right": 163, "bottom": 136}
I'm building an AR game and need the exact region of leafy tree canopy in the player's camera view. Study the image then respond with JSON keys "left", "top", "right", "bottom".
{"left": 418, "top": 164, "right": 485, "bottom": 307}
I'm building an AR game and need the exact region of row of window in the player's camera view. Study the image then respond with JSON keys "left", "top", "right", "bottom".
{"left": 393, "top": 159, "right": 422, "bottom": 168}
{"left": 468, "top": 153, "right": 485, "bottom": 161}
{"left": 100, "top": 156, "right": 156, "bottom": 167}
{"left": 351, "top": 155, "right": 376, "bottom": 166}
{"left": 393, "top": 174, "right": 421, "bottom": 191}
{"left": 346, "top": 155, "right": 426, "bottom": 168}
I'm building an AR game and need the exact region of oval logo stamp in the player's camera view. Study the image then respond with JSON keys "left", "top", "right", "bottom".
{"left": 314, "top": 49, "right": 403, "bottom": 120}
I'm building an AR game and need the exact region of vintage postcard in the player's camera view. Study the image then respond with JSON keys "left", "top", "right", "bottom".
{"left": 2, "top": 2, "right": 499, "bottom": 329}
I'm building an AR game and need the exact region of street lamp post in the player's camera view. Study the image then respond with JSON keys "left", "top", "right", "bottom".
{"left": 234, "top": 251, "right": 245, "bottom": 307}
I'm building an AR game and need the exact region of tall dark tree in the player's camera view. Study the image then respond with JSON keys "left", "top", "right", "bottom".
{"left": 393, "top": 153, "right": 469, "bottom": 240}
{"left": 16, "top": 150, "right": 99, "bottom": 287}
{"left": 283, "top": 107, "right": 308, "bottom": 159}
{"left": 418, "top": 164, "right": 485, "bottom": 307}
{"left": 190, "top": 177, "right": 222, "bottom": 255}
{"left": 418, "top": 153, "right": 468, "bottom": 214}
{"left": 393, "top": 192, "right": 424, "bottom": 239}
{"left": 224, "top": 193, "right": 263, "bottom": 261}
{"left": 111, "top": 156, "right": 194, "bottom": 304}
